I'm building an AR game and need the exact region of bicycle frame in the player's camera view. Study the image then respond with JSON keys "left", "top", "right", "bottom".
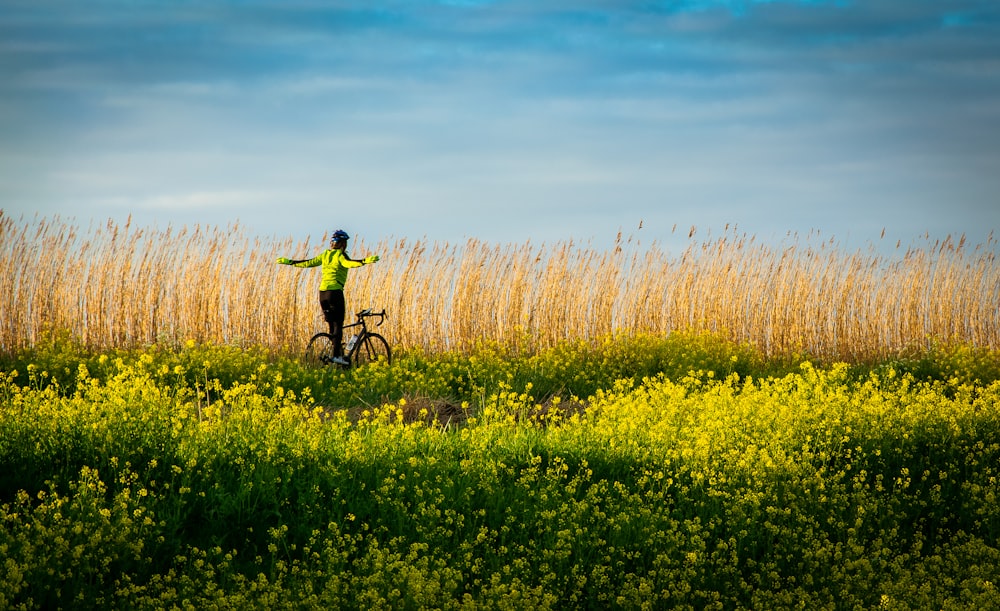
{"left": 346, "top": 309, "right": 389, "bottom": 365}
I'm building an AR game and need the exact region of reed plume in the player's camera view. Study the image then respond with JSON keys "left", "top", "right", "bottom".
{"left": 2, "top": 211, "right": 996, "bottom": 360}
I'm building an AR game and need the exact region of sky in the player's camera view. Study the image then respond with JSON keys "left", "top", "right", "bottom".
{"left": 2, "top": 0, "right": 999, "bottom": 255}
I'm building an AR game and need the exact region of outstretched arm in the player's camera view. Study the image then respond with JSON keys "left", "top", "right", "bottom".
{"left": 342, "top": 254, "right": 380, "bottom": 268}
{"left": 277, "top": 256, "right": 321, "bottom": 267}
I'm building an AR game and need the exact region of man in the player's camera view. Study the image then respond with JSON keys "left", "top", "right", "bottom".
{"left": 277, "top": 229, "right": 379, "bottom": 365}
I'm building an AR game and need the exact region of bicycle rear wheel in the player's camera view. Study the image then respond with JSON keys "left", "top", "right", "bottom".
{"left": 304, "top": 333, "right": 339, "bottom": 367}
{"left": 352, "top": 332, "right": 391, "bottom": 367}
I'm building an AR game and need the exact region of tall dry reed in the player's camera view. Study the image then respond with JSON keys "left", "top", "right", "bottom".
{"left": 2, "top": 211, "right": 997, "bottom": 360}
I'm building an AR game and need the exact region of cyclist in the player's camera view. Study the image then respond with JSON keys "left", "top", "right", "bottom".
{"left": 277, "top": 229, "right": 380, "bottom": 366}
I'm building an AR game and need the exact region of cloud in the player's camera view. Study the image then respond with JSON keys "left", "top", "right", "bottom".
{"left": 137, "top": 190, "right": 273, "bottom": 211}
{"left": 1, "top": 0, "right": 998, "bottom": 251}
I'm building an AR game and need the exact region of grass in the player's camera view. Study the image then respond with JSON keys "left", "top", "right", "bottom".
{"left": 2, "top": 213, "right": 999, "bottom": 608}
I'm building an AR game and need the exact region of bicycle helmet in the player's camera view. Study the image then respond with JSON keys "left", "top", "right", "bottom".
{"left": 331, "top": 229, "right": 350, "bottom": 241}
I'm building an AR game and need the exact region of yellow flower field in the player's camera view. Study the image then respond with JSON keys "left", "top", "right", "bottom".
{"left": 1, "top": 337, "right": 998, "bottom": 609}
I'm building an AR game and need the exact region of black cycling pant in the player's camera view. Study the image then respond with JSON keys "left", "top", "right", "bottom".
{"left": 319, "top": 289, "right": 345, "bottom": 356}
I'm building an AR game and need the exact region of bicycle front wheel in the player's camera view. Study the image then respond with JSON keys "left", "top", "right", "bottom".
{"left": 352, "top": 333, "right": 391, "bottom": 367}
{"left": 304, "top": 333, "right": 339, "bottom": 367}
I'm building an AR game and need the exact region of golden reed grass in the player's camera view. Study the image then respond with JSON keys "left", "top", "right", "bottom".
{"left": 2, "top": 211, "right": 997, "bottom": 361}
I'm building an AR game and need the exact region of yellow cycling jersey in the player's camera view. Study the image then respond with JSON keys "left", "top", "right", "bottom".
{"left": 292, "top": 249, "right": 363, "bottom": 291}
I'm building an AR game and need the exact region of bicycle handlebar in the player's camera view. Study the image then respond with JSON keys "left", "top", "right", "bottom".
{"left": 357, "top": 308, "right": 387, "bottom": 327}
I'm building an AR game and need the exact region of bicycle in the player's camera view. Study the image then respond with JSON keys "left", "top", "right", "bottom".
{"left": 304, "top": 308, "right": 392, "bottom": 368}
